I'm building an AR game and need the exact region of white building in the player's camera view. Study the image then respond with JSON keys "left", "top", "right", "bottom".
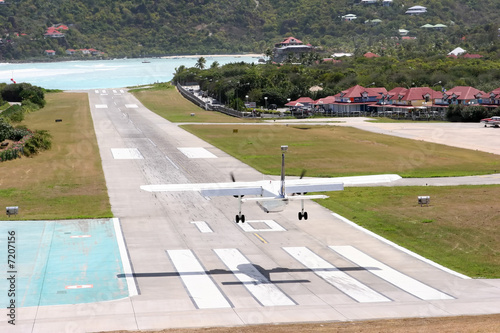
{"left": 405, "top": 5, "right": 427, "bottom": 15}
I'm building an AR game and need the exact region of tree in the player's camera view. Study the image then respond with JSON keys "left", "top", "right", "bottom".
{"left": 195, "top": 57, "right": 206, "bottom": 70}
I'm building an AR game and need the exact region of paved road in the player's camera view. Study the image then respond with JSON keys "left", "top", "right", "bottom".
{"left": 6, "top": 92, "right": 500, "bottom": 332}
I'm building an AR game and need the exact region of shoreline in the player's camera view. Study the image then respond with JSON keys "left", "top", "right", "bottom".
{"left": 161, "top": 53, "right": 264, "bottom": 59}
{"left": 0, "top": 53, "right": 265, "bottom": 65}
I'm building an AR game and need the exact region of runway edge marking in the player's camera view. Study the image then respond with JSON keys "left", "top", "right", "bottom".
{"left": 113, "top": 218, "right": 139, "bottom": 296}
{"left": 331, "top": 213, "right": 470, "bottom": 280}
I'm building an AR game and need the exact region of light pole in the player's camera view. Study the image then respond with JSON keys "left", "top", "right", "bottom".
{"left": 264, "top": 96, "right": 268, "bottom": 110}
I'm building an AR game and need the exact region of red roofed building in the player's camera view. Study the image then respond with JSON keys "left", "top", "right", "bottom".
{"left": 364, "top": 52, "right": 380, "bottom": 58}
{"left": 44, "top": 26, "right": 65, "bottom": 38}
{"left": 273, "top": 36, "right": 315, "bottom": 63}
{"left": 483, "top": 88, "right": 500, "bottom": 107}
{"left": 275, "top": 37, "right": 303, "bottom": 47}
{"left": 462, "top": 53, "right": 483, "bottom": 59}
{"left": 320, "top": 84, "right": 388, "bottom": 115}
{"left": 442, "top": 86, "right": 486, "bottom": 105}
{"left": 390, "top": 87, "right": 441, "bottom": 107}
{"left": 44, "top": 50, "right": 56, "bottom": 56}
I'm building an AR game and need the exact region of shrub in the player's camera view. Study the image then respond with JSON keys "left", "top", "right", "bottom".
{"left": 1, "top": 104, "right": 24, "bottom": 122}
{"left": 1, "top": 83, "right": 46, "bottom": 107}
{"left": 0, "top": 119, "right": 13, "bottom": 141}
{"left": 22, "top": 130, "right": 52, "bottom": 157}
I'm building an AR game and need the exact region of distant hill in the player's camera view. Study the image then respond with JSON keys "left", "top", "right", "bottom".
{"left": 0, "top": 0, "right": 498, "bottom": 60}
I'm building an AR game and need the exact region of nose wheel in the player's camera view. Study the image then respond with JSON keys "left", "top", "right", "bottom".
{"left": 235, "top": 195, "right": 245, "bottom": 223}
{"left": 298, "top": 199, "right": 308, "bottom": 220}
{"left": 235, "top": 214, "right": 246, "bottom": 223}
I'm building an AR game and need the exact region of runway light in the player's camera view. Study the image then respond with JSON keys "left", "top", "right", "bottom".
{"left": 281, "top": 145, "right": 288, "bottom": 153}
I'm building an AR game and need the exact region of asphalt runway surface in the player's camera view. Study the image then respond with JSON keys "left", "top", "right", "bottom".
{"left": 3, "top": 91, "right": 500, "bottom": 332}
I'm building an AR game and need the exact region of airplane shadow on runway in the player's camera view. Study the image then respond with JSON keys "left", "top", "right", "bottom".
{"left": 117, "top": 264, "right": 380, "bottom": 285}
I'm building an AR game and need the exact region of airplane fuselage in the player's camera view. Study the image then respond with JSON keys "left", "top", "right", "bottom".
{"left": 256, "top": 198, "right": 288, "bottom": 213}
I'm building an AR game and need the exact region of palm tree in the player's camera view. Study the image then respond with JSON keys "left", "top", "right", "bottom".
{"left": 195, "top": 57, "right": 206, "bottom": 70}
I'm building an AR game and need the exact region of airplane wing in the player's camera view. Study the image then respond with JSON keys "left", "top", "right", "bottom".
{"left": 284, "top": 174, "right": 401, "bottom": 194}
{"left": 140, "top": 181, "right": 264, "bottom": 197}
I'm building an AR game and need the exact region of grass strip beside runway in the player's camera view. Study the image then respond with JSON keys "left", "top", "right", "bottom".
{"left": 0, "top": 92, "right": 112, "bottom": 220}
{"left": 181, "top": 124, "right": 500, "bottom": 178}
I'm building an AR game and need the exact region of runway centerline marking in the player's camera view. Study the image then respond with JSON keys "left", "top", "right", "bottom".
{"left": 214, "top": 248, "right": 295, "bottom": 307}
{"left": 167, "top": 249, "right": 231, "bottom": 309}
{"left": 254, "top": 233, "right": 268, "bottom": 244}
{"left": 125, "top": 104, "right": 138, "bottom": 108}
{"left": 191, "top": 221, "right": 213, "bottom": 233}
{"left": 330, "top": 246, "right": 454, "bottom": 300}
{"left": 284, "top": 247, "right": 391, "bottom": 303}
{"left": 111, "top": 148, "right": 144, "bottom": 159}
{"left": 178, "top": 147, "right": 217, "bottom": 159}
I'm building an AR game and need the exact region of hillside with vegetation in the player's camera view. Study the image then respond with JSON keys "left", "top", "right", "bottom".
{"left": 0, "top": 0, "right": 498, "bottom": 60}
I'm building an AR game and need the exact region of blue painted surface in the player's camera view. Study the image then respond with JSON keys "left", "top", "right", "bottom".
{"left": 0, "top": 219, "right": 129, "bottom": 307}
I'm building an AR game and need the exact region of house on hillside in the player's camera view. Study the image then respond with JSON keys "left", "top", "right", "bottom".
{"left": 44, "top": 27, "right": 65, "bottom": 38}
{"left": 44, "top": 50, "right": 55, "bottom": 56}
{"left": 341, "top": 14, "right": 357, "bottom": 21}
{"left": 405, "top": 5, "right": 427, "bottom": 15}
{"left": 272, "top": 36, "right": 314, "bottom": 63}
{"left": 364, "top": 52, "right": 380, "bottom": 58}
{"left": 448, "top": 47, "right": 466, "bottom": 56}
{"left": 462, "top": 53, "right": 483, "bottom": 59}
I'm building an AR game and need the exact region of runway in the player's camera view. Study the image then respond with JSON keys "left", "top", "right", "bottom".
{"left": 4, "top": 90, "right": 500, "bottom": 332}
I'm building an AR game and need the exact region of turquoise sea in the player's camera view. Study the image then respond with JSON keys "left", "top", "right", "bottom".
{"left": 0, "top": 55, "right": 259, "bottom": 90}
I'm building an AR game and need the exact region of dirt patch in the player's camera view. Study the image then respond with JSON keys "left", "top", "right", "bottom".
{"left": 103, "top": 314, "right": 500, "bottom": 333}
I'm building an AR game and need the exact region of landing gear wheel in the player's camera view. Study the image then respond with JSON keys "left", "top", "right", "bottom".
{"left": 303, "top": 212, "right": 308, "bottom": 220}
{"left": 241, "top": 215, "right": 245, "bottom": 223}
{"left": 235, "top": 215, "right": 240, "bottom": 223}
{"left": 298, "top": 212, "right": 303, "bottom": 220}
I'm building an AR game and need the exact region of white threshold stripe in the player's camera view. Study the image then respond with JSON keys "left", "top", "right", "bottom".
{"left": 283, "top": 247, "right": 390, "bottom": 303}
{"left": 168, "top": 250, "right": 231, "bottom": 309}
{"left": 113, "top": 218, "right": 138, "bottom": 296}
{"left": 331, "top": 213, "right": 470, "bottom": 279}
{"left": 330, "top": 246, "right": 454, "bottom": 300}
{"left": 191, "top": 221, "right": 213, "bottom": 233}
{"left": 214, "top": 248, "right": 295, "bottom": 307}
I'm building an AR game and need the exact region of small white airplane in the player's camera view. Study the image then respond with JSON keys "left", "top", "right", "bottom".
{"left": 480, "top": 116, "right": 500, "bottom": 127}
{"left": 140, "top": 146, "right": 401, "bottom": 223}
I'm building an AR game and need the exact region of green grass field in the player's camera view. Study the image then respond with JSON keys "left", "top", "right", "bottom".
{"left": 321, "top": 185, "right": 500, "bottom": 278}
{"left": 181, "top": 124, "right": 500, "bottom": 178}
{"left": 0, "top": 92, "right": 112, "bottom": 220}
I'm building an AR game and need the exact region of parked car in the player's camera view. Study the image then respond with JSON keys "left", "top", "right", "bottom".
{"left": 268, "top": 104, "right": 277, "bottom": 110}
